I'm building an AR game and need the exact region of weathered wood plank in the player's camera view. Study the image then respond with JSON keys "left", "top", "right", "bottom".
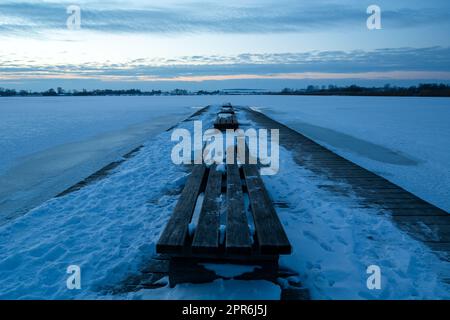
{"left": 226, "top": 164, "right": 252, "bottom": 254}
{"left": 192, "top": 165, "right": 223, "bottom": 254}
{"left": 367, "top": 202, "right": 444, "bottom": 210}
{"left": 386, "top": 207, "right": 448, "bottom": 216}
{"left": 156, "top": 165, "right": 207, "bottom": 254}
{"left": 393, "top": 215, "right": 450, "bottom": 225}
{"left": 353, "top": 187, "right": 419, "bottom": 193}
{"left": 397, "top": 223, "right": 450, "bottom": 242}
{"left": 361, "top": 198, "right": 439, "bottom": 206}
{"left": 326, "top": 172, "right": 384, "bottom": 178}
{"left": 243, "top": 164, "right": 291, "bottom": 255}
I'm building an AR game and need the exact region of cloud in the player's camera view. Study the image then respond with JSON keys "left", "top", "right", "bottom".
{"left": 1, "top": 47, "right": 449, "bottom": 81}
{"left": 0, "top": 1, "right": 449, "bottom": 35}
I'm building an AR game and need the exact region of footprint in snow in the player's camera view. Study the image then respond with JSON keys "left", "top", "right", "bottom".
{"left": 320, "top": 242, "right": 333, "bottom": 252}
{"left": 303, "top": 230, "right": 319, "bottom": 242}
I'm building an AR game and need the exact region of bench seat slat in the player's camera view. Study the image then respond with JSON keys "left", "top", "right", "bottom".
{"left": 243, "top": 165, "right": 291, "bottom": 255}
{"left": 156, "top": 165, "right": 207, "bottom": 254}
{"left": 226, "top": 164, "right": 252, "bottom": 254}
{"left": 192, "top": 165, "right": 223, "bottom": 253}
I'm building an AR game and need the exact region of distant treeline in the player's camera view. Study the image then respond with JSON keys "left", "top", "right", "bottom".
{"left": 1, "top": 84, "right": 450, "bottom": 97}
{"left": 0, "top": 87, "right": 217, "bottom": 97}
{"left": 276, "top": 84, "right": 450, "bottom": 97}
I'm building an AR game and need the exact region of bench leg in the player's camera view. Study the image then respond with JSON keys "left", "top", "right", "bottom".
{"left": 168, "top": 256, "right": 280, "bottom": 287}
{"left": 169, "top": 258, "right": 219, "bottom": 287}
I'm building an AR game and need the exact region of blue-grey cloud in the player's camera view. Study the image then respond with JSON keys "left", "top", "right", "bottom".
{"left": 2, "top": 47, "right": 449, "bottom": 79}
{"left": 0, "top": 1, "right": 449, "bottom": 35}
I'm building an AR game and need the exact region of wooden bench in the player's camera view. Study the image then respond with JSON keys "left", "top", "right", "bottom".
{"left": 157, "top": 106, "right": 291, "bottom": 261}
{"left": 214, "top": 111, "right": 238, "bottom": 130}
{"left": 156, "top": 157, "right": 291, "bottom": 261}
{"left": 214, "top": 114, "right": 239, "bottom": 130}
{"left": 156, "top": 163, "right": 291, "bottom": 261}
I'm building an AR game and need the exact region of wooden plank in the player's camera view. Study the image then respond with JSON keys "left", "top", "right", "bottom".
{"left": 191, "top": 165, "right": 223, "bottom": 254}
{"left": 345, "top": 182, "right": 403, "bottom": 189}
{"left": 397, "top": 224, "right": 450, "bottom": 242}
{"left": 156, "top": 165, "right": 207, "bottom": 254}
{"left": 326, "top": 172, "right": 383, "bottom": 178}
{"left": 423, "top": 243, "right": 450, "bottom": 259}
{"left": 299, "top": 163, "right": 360, "bottom": 168}
{"left": 366, "top": 201, "right": 443, "bottom": 210}
{"left": 354, "top": 187, "right": 418, "bottom": 193}
{"left": 387, "top": 207, "right": 448, "bottom": 216}
{"left": 393, "top": 215, "right": 450, "bottom": 225}
{"left": 226, "top": 164, "right": 252, "bottom": 254}
{"left": 360, "top": 196, "right": 423, "bottom": 202}
{"left": 361, "top": 198, "right": 438, "bottom": 206}
{"left": 243, "top": 164, "right": 291, "bottom": 255}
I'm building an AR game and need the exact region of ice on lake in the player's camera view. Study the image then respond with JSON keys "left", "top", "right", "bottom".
{"left": 0, "top": 95, "right": 449, "bottom": 223}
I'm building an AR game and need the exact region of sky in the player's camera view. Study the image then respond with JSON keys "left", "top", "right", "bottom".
{"left": 0, "top": 0, "right": 450, "bottom": 91}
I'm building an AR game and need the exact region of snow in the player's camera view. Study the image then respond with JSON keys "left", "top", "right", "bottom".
{"left": 0, "top": 105, "right": 282, "bottom": 300}
{"left": 228, "top": 95, "right": 450, "bottom": 212}
{"left": 217, "top": 113, "right": 232, "bottom": 119}
{"left": 200, "top": 263, "right": 257, "bottom": 278}
{"left": 0, "top": 108, "right": 213, "bottom": 299}
{"left": 0, "top": 97, "right": 448, "bottom": 300}
{"left": 239, "top": 110, "right": 450, "bottom": 299}
{"left": 128, "top": 279, "right": 280, "bottom": 300}
{"left": 269, "top": 146, "right": 450, "bottom": 299}
{"left": 189, "top": 193, "right": 205, "bottom": 237}
{"left": 219, "top": 225, "right": 226, "bottom": 245}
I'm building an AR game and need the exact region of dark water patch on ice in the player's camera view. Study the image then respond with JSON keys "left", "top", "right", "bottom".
{"left": 0, "top": 105, "right": 212, "bottom": 226}
{"left": 286, "top": 121, "right": 420, "bottom": 166}
{"left": 56, "top": 146, "right": 143, "bottom": 198}
{"left": 0, "top": 117, "right": 180, "bottom": 226}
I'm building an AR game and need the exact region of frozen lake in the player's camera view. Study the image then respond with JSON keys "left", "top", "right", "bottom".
{"left": 0, "top": 95, "right": 449, "bottom": 223}
{"left": 0, "top": 96, "right": 214, "bottom": 223}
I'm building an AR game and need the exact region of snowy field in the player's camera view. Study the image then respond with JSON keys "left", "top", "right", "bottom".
{"left": 0, "top": 96, "right": 449, "bottom": 300}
